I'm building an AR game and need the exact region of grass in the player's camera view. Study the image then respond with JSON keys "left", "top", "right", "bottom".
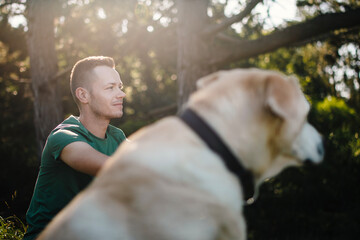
{"left": 0, "top": 215, "right": 27, "bottom": 240}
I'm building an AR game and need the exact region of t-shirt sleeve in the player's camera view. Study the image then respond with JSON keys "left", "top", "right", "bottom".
{"left": 46, "top": 129, "right": 88, "bottom": 161}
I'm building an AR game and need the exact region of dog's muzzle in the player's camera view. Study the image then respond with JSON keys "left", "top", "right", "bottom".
{"left": 292, "top": 123, "right": 325, "bottom": 164}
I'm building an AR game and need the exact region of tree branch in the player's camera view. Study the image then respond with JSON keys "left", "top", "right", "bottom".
{"left": 202, "top": 0, "right": 263, "bottom": 37}
{"left": 216, "top": 32, "right": 245, "bottom": 45}
{"left": 51, "top": 66, "right": 72, "bottom": 82}
{"left": 147, "top": 103, "right": 177, "bottom": 118}
{"left": 210, "top": 9, "right": 360, "bottom": 66}
{"left": 36, "top": 66, "right": 73, "bottom": 90}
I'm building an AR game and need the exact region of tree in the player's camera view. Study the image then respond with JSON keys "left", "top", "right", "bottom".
{"left": 26, "top": 0, "right": 62, "bottom": 154}
{"left": 176, "top": 0, "right": 215, "bottom": 107}
{"left": 0, "top": 7, "right": 38, "bottom": 218}
{"left": 175, "top": 0, "right": 360, "bottom": 108}
{"left": 21, "top": 0, "right": 360, "bottom": 152}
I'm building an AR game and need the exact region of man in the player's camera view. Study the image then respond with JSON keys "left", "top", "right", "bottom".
{"left": 24, "top": 56, "right": 127, "bottom": 240}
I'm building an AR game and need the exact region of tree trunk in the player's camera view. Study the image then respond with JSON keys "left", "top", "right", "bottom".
{"left": 26, "top": 0, "right": 62, "bottom": 157}
{"left": 176, "top": 0, "right": 216, "bottom": 110}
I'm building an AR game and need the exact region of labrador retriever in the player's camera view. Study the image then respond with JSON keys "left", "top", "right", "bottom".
{"left": 38, "top": 68, "right": 324, "bottom": 240}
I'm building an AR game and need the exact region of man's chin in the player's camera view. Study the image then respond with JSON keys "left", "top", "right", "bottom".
{"left": 113, "top": 111, "right": 123, "bottom": 119}
{"left": 103, "top": 112, "right": 123, "bottom": 120}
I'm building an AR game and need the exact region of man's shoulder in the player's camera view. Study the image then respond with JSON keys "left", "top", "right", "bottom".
{"left": 42, "top": 116, "right": 91, "bottom": 164}
{"left": 54, "top": 115, "right": 81, "bottom": 131}
{"left": 48, "top": 116, "right": 88, "bottom": 143}
{"left": 51, "top": 116, "right": 84, "bottom": 134}
{"left": 107, "top": 124, "right": 126, "bottom": 142}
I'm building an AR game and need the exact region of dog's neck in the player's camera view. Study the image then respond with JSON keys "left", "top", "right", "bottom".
{"left": 179, "top": 108, "right": 255, "bottom": 203}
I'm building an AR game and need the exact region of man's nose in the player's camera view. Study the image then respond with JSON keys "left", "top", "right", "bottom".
{"left": 116, "top": 88, "right": 126, "bottom": 98}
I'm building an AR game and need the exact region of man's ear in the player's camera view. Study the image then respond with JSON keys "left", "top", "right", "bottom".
{"left": 75, "top": 87, "right": 90, "bottom": 104}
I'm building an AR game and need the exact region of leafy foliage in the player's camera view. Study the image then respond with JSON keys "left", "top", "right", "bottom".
{"left": 0, "top": 216, "right": 27, "bottom": 240}
{"left": 245, "top": 96, "right": 360, "bottom": 239}
{"left": 0, "top": 13, "right": 38, "bottom": 219}
{"left": 242, "top": 37, "right": 360, "bottom": 239}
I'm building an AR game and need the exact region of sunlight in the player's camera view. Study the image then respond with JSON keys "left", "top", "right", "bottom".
{"left": 122, "top": 19, "right": 129, "bottom": 34}
{"left": 258, "top": 0, "right": 300, "bottom": 27}
{"left": 67, "top": 0, "right": 90, "bottom": 5}
{"left": 97, "top": 8, "right": 107, "bottom": 19}
{"left": 147, "top": 25, "right": 154, "bottom": 32}
{"left": 212, "top": 0, "right": 299, "bottom": 32}
{"left": 7, "top": 3, "right": 27, "bottom": 28}
{"left": 330, "top": 43, "right": 360, "bottom": 98}
{"left": 8, "top": 0, "right": 299, "bottom": 31}
{"left": 8, "top": 15, "right": 26, "bottom": 28}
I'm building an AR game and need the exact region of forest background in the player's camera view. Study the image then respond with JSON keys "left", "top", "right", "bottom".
{"left": 1, "top": 0, "right": 360, "bottom": 239}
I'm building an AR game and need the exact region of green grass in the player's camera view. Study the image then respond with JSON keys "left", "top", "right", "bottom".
{"left": 0, "top": 215, "right": 27, "bottom": 240}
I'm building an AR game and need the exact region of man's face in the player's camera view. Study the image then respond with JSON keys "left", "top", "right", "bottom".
{"left": 88, "top": 65, "right": 126, "bottom": 120}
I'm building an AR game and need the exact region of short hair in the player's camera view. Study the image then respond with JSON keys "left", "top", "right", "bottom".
{"left": 70, "top": 56, "right": 115, "bottom": 106}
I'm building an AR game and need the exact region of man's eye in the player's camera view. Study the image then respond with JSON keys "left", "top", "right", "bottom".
{"left": 106, "top": 86, "right": 113, "bottom": 90}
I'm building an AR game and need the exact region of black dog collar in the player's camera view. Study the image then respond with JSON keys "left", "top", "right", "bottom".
{"left": 180, "top": 108, "right": 255, "bottom": 203}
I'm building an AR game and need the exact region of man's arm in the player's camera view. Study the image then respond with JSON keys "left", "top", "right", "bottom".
{"left": 60, "top": 141, "right": 109, "bottom": 176}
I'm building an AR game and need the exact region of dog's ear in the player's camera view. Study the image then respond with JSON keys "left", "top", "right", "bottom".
{"left": 265, "top": 74, "right": 309, "bottom": 120}
{"left": 196, "top": 71, "right": 222, "bottom": 89}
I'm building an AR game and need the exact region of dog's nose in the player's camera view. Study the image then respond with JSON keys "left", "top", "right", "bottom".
{"left": 304, "top": 158, "right": 313, "bottom": 166}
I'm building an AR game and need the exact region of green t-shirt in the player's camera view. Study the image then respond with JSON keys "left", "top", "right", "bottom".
{"left": 24, "top": 115, "right": 126, "bottom": 240}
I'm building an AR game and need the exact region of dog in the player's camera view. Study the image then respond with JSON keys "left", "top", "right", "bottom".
{"left": 38, "top": 68, "right": 324, "bottom": 240}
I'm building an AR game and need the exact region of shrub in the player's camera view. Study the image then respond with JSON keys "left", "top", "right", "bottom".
{"left": 0, "top": 215, "right": 27, "bottom": 240}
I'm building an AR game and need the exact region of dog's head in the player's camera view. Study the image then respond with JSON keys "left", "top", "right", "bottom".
{"left": 188, "top": 68, "right": 324, "bottom": 185}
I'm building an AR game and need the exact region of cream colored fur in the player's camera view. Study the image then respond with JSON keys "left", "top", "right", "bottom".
{"left": 38, "top": 68, "right": 324, "bottom": 240}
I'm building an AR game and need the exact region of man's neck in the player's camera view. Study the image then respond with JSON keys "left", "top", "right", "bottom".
{"left": 78, "top": 113, "right": 110, "bottom": 139}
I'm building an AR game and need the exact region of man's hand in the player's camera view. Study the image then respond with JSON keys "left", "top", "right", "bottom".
{"left": 60, "top": 142, "right": 109, "bottom": 176}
